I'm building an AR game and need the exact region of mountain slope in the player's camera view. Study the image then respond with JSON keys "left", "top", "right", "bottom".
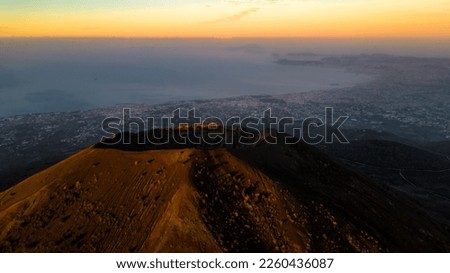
{"left": 0, "top": 132, "right": 448, "bottom": 252}
{"left": 319, "top": 138, "right": 450, "bottom": 227}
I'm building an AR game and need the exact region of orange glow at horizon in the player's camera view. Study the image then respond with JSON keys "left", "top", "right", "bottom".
{"left": 1, "top": 1, "right": 449, "bottom": 38}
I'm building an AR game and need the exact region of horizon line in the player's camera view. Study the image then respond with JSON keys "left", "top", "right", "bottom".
{"left": 1, "top": 36, "right": 450, "bottom": 40}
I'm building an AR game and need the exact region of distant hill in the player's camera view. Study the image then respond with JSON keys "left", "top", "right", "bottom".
{"left": 423, "top": 141, "right": 450, "bottom": 157}
{"left": 322, "top": 139, "right": 449, "bottom": 170}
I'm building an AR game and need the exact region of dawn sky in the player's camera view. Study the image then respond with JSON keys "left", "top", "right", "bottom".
{"left": 0, "top": 0, "right": 450, "bottom": 37}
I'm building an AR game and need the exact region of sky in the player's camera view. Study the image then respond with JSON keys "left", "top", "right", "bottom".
{"left": 0, "top": 0, "right": 450, "bottom": 37}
